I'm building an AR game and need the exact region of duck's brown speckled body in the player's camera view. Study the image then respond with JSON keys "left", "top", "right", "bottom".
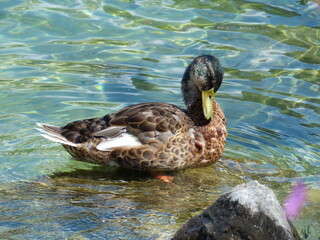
{"left": 37, "top": 55, "right": 227, "bottom": 171}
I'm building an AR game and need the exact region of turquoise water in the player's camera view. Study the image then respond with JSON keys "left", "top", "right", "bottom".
{"left": 0, "top": 0, "right": 319, "bottom": 239}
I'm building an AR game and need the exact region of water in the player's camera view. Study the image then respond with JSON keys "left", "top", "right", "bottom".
{"left": 0, "top": 0, "right": 319, "bottom": 239}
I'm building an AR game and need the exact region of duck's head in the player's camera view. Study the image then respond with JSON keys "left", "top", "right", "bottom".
{"left": 181, "top": 55, "right": 224, "bottom": 120}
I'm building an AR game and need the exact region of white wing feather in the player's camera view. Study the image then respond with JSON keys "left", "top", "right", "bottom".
{"left": 96, "top": 133, "right": 141, "bottom": 151}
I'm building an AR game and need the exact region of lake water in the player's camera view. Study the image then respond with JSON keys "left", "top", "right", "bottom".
{"left": 0, "top": 0, "right": 319, "bottom": 239}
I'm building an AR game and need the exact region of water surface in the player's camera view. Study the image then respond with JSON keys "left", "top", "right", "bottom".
{"left": 0, "top": 0, "right": 319, "bottom": 239}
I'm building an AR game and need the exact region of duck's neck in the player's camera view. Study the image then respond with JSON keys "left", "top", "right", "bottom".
{"left": 186, "top": 100, "right": 213, "bottom": 126}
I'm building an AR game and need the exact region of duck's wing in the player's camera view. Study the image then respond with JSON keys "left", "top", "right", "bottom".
{"left": 106, "top": 102, "right": 192, "bottom": 142}
{"left": 37, "top": 102, "right": 193, "bottom": 151}
{"left": 95, "top": 102, "right": 193, "bottom": 151}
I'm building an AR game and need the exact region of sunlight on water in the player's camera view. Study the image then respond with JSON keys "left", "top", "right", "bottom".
{"left": 0, "top": 0, "right": 319, "bottom": 239}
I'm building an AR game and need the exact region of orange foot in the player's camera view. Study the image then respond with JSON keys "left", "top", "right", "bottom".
{"left": 151, "top": 172, "right": 174, "bottom": 183}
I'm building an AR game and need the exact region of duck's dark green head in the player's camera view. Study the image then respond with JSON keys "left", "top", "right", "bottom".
{"left": 181, "top": 55, "right": 224, "bottom": 120}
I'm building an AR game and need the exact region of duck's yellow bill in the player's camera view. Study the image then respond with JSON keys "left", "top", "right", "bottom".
{"left": 202, "top": 88, "right": 215, "bottom": 120}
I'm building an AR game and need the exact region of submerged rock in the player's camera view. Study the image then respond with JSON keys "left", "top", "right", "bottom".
{"left": 173, "top": 181, "right": 300, "bottom": 240}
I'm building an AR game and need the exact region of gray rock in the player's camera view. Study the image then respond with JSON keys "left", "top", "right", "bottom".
{"left": 173, "top": 181, "right": 300, "bottom": 240}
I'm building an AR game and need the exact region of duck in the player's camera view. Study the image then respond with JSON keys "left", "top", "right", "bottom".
{"left": 37, "top": 55, "right": 227, "bottom": 174}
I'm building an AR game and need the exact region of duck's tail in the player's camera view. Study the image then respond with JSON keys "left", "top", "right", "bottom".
{"left": 36, "top": 123, "right": 78, "bottom": 147}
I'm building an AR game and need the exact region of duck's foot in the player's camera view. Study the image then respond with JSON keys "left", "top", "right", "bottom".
{"left": 151, "top": 172, "right": 174, "bottom": 183}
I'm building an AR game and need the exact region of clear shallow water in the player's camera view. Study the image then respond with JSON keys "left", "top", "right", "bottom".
{"left": 0, "top": 0, "right": 319, "bottom": 239}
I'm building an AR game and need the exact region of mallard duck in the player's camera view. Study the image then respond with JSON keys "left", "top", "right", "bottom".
{"left": 37, "top": 55, "right": 227, "bottom": 172}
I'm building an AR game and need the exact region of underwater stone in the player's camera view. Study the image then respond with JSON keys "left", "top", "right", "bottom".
{"left": 172, "top": 181, "right": 300, "bottom": 240}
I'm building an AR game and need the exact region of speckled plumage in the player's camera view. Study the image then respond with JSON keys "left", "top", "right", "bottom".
{"left": 37, "top": 55, "right": 227, "bottom": 171}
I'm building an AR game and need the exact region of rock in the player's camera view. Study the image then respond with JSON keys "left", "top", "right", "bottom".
{"left": 173, "top": 181, "right": 300, "bottom": 240}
